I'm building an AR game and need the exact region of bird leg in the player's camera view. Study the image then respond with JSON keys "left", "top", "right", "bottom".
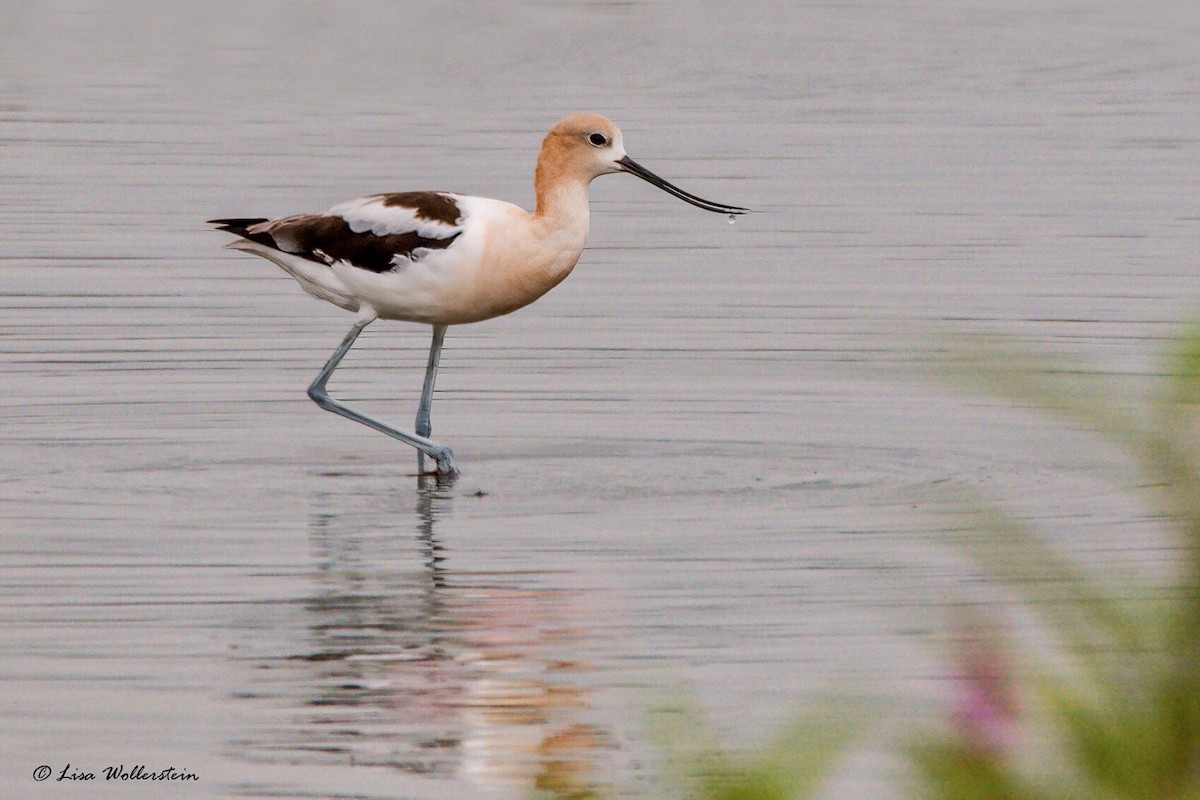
{"left": 307, "top": 319, "right": 459, "bottom": 476}
{"left": 415, "top": 324, "right": 448, "bottom": 475}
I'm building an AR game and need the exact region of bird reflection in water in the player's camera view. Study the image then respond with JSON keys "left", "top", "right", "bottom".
{"left": 241, "top": 473, "right": 615, "bottom": 798}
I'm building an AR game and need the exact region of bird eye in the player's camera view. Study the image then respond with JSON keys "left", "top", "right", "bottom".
{"left": 588, "top": 132, "right": 609, "bottom": 147}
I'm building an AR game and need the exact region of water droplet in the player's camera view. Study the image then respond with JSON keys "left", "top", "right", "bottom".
{"left": 728, "top": 214, "right": 736, "bottom": 225}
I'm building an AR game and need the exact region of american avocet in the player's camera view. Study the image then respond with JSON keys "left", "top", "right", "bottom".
{"left": 210, "top": 114, "right": 748, "bottom": 476}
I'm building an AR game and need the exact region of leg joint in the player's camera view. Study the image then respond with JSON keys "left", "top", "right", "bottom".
{"left": 307, "top": 384, "right": 330, "bottom": 406}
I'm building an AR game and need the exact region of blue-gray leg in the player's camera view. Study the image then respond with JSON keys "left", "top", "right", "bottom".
{"left": 413, "top": 324, "right": 458, "bottom": 475}
{"left": 415, "top": 324, "right": 448, "bottom": 475}
{"left": 308, "top": 319, "right": 459, "bottom": 476}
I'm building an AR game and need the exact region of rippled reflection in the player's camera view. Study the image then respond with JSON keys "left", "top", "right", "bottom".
{"left": 235, "top": 475, "right": 615, "bottom": 798}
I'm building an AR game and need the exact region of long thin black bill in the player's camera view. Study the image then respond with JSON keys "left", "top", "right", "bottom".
{"left": 617, "top": 156, "right": 750, "bottom": 215}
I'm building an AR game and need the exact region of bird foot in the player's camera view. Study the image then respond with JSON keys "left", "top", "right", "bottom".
{"left": 419, "top": 445, "right": 459, "bottom": 476}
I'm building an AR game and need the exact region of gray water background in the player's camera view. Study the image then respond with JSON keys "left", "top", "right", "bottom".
{"left": 2, "top": 1, "right": 1199, "bottom": 797}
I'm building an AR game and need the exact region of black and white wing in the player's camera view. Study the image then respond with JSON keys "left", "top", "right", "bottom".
{"left": 210, "top": 191, "right": 465, "bottom": 273}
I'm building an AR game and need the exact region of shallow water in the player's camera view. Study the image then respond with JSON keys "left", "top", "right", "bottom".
{"left": 3, "top": 1, "right": 1199, "bottom": 797}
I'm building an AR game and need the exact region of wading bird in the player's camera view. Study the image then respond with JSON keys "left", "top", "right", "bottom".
{"left": 211, "top": 114, "right": 747, "bottom": 475}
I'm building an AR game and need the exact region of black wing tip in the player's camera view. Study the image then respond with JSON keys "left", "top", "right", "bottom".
{"left": 208, "top": 217, "right": 269, "bottom": 233}
{"left": 209, "top": 218, "right": 278, "bottom": 249}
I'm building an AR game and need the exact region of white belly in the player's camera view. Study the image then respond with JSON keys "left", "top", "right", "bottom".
{"left": 333, "top": 195, "right": 587, "bottom": 325}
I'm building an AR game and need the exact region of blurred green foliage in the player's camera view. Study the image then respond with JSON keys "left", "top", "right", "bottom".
{"left": 913, "top": 321, "right": 1200, "bottom": 799}
{"left": 644, "top": 690, "right": 876, "bottom": 800}
{"left": 533, "top": 322, "right": 1200, "bottom": 800}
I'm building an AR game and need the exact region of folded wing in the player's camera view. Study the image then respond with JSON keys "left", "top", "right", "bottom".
{"left": 210, "top": 191, "right": 465, "bottom": 274}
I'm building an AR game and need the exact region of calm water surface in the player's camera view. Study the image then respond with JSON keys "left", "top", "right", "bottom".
{"left": 2, "top": 2, "right": 1199, "bottom": 798}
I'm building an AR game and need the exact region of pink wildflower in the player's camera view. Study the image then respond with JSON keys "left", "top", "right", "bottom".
{"left": 950, "top": 614, "right": 1020, "bottom": 759}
